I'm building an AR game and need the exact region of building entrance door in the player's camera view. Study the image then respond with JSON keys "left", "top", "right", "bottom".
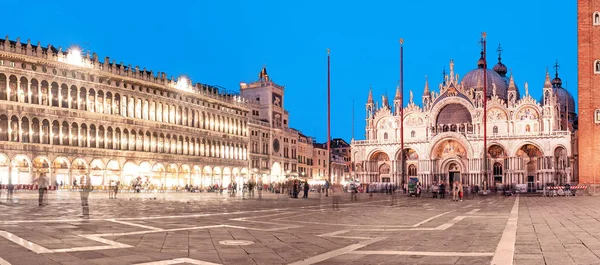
{"left": 449, "top": 171, "right": 460, "bottom": 190}
{"left": 527, "top": 176, "right": 535, "bottom": 192}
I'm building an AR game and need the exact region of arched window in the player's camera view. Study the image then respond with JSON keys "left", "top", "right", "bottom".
{"left": 493, "top": 126, "right": 498, "bottom": 135}
{"left": 411, "top": 130, "right": 415, "bottom": 138}
{"left": 408, "top": 164, "right": 417, "bottom": 176}
{"left": 525, "top": 125, "right": 531, "bottom": 133}
{"left": 594, "top": 12, "right": 600, "bottom": 25}
{"left": 595, "top": 60, "right": 600, "bottom": 74}
{"left": 493, "top": 162, "right": 502, "bottom": 176}
{"left": 383, "top": 132, "right": 388, "bottom": 140}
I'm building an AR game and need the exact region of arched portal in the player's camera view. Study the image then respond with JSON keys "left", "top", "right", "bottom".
{"left": 166, "top": 164, "right": 178, "bottom": 187}
{"left": 12, "top": 155, "right": 31, "bottom": 184}
{"left": 71, "top": 158, "right": 88, "bottom": 186}
{"left": 399, "top": 148, "right": 419, "bottom": 183}
{"left": 180, "top": 164, "right": 191, "bottom": 187}
{"left": 447, "top": 162, "right": 462, "bottom": 186}
{"left": 122, "top": 161, "right": 139, "bottom": 185}
{"left": 432, "top": 139, "right": 468, "bottom": 184}
{"left": 202, "top": 166, "right": 212, "bottom": 187}
{"left": 89, "top": 159, "right": 105, "bottom": 186}
{"left": 517, "top": 144, "right": 543, "bottom": 191}
{"left": 192, "top": 165, "right": 202, "bottom": 186}
{"left": 139, "top": 161, "right": 154, "bottom": 185}
{"left": 213, "top": 167, "right": 222, "bottom": 187}
{"left": 0, "top": 153, "right": 9, "bottom": 184}
{"left": 106, "top": 160, "right": 120, "bottom": 182}
{"left": 222, "top": 167, "right": 231, "bottom": 188}
{"left": 488, "top": 144, "right": 507, "bottom": 186}
{"left": 52, "top": 157, "right": 70, "bottom": 186}
{"left": 554, "top": 146, "right": 568, "bottom": 185}
{"left": 33, "top": 156, "right": 51, "bottom": 184}
{"left": 368, "top": 151, "right": 390, "bottom": 183}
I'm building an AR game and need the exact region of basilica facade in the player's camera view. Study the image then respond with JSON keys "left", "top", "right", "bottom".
{"left": 352, "top": 52, "right": 577, "bottom": 191}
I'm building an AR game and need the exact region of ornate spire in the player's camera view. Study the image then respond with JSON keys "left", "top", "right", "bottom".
{"left": 525, "top": 82, "right": 529, "bottom": 95}
{"left": 423, "top": 75, "right": 430, "bottom": 94}
{"left": 409, "top": 90, "right": 414, "bottom": 104}
{"left": 367, "top": 86, "right": 373, "bottom": 103}
{"left": 449, "top": 60, "right": 455, "bottom": 82}
{"left": 544, "top": 67, "right": 552, "bottom": 88}
{"left": 394, "top": 83, "right": 401, "bottom": 100}
{"left": 508, "top": 71, "right": 516, "bottom": 90}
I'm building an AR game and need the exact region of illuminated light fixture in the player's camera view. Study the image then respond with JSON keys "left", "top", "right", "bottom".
{"left": 65, "top": 47, "right": 86, "bottom": 67}
{"left": 176, "top": 76, "right": 191, "bottom": 91}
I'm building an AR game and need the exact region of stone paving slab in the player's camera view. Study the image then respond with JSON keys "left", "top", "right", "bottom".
{"left": 2, "top": 192, "right": 600, "bottom": 264}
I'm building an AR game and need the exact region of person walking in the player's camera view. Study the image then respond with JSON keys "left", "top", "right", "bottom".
{"left": 114, "top": 181, "right": 120, "bottom": 199}
{"left": 458, "top": 183, "right": 464, "bottom": 202}
{"left": 257, "top": 178, "right": 263, "bottom": 200}
{"left": 248, "top": 177, "right": 255, "bottom": 199}
{"left": 350, "top": 182, "right": 358, "bottom": 201}
{"left": 332, "top": 183, "right": 342, "bottom": 211}
{"left": 303, "top": 181, "right": 310, "bottom": 198}
{"left": 109, "top": 180, "right": 114, "bottom": 199}
{"left": 79, "top": 175, "right": 91, "bottom": 217}
{"left": 32, "top": 173, "right": 49, "bottom": 206}
{"left": 452, "top": 181, "right": 459, "bottom": 201}
{"left": 439, "top": 183, "right": 446, "bottom": 199}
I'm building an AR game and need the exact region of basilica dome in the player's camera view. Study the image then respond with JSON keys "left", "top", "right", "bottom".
{"left": 545, "top": 75, "right": 576, "bottom": 115}
{"left": 492, "top": 61, "right": 508, "bottom": 77}
{"left": 461, "top": 53, "right": 509, "bottom": 100}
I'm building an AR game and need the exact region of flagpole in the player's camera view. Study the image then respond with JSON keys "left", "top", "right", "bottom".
{"left": 327, "top": 48, "right": 332, "bottom": 185}
{"left": 482, "top": 32, "right": 488, "bottom": 190}
{"left": 400, "top": 38, "right": 405, "bottom": 187}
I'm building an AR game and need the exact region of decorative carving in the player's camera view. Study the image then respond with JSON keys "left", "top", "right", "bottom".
{"left": 487, "top": 108, "right": 507, "bottom": 121}
{"left": 488, "top": 145, "right": 506, "bottom": 158}
{"left": 434, "top": 140, "right": 466, "bottom": 159}
{"left": 405, "top": 149, "right": 419, "bottom": 160}
{"left": 518, "top": 144, "right": 542, "bottom": 157}
{"left": 378, "top": 117, "right": 398, "bottom": 129}
{"left": 405, "top": 114, "right": 424, "bottom": 126}
{"left": 517, "top": 108, "right": 538, "bottom": 120}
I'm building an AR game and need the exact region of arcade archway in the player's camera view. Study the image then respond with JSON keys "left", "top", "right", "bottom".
{"left": 53, "top": 157, "right": 70, "bottom": 186}
{"left": 517, "top": 144, "right": 543, "bottom": 190}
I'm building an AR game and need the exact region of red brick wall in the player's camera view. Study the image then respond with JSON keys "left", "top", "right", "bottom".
{"left": 578, "top": 0, "right": 600, "bottom": 184}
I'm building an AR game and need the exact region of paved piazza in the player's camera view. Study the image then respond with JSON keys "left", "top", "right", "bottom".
{"left": 0, "top": 192, "right": 600, "bottom": 265}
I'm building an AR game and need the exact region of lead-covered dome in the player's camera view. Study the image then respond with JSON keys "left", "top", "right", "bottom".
{"left": 552, "top": 76, "right": 575, "bottom": 114}
{"left": 461, "top": 53, "right": 509, "bottom": 100}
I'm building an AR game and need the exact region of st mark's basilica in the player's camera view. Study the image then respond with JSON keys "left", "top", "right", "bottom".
{"left": 351, "top": 48, "right": 577, "bottom": 191}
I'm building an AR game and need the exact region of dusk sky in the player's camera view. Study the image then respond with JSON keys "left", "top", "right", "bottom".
{"left": 4, "top": 0, "right": 576, "bottom": 143}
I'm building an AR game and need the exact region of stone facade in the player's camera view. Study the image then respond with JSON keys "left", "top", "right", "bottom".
{"left": 352, "top": 54, "right": 576, "bottom": 191}
{"left": 312, "top": 143, "right": 329, "bottom": 181}
{"left": 297, "top": 133, "right": 314, "bottom": 179}
{"left": 578, "top": 0, "right": 600, "bottom": 191}
{"left": 241, "top": 69, "right": 299, "bottom": 184}
{"left": 0, "top": 37, "right": 249, "bottom": 188}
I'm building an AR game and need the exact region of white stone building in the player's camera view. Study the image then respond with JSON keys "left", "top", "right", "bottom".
{"left": 0, "top": 36, "right": 250, "bottom": 188}
{"left": 352, "top": 53, "right": 576, "bottom": 191}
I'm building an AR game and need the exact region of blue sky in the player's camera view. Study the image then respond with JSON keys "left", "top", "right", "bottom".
{"left": 4, "top": 0, "right": 576, "bottom": 143}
